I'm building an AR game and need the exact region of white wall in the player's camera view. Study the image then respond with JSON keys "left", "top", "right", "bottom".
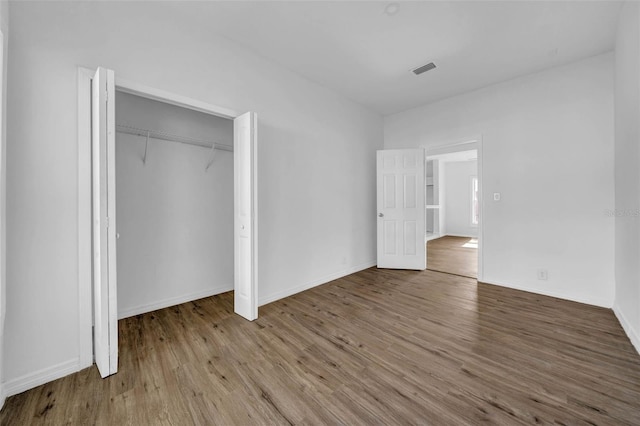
{"left": 0, "top": 0, "right": 8, "bottom": 411}
{"left": 4, "top": 2, "right": 382, "bottom": 394}
{"left": 443, "top": 161, "right": 478, "bottom": 238}
{"left": 613, "top": 1, "right": 640, "bottom": 353}
{"left": 385, "top": 53, "right": 615, "bottom": 307}
{"left": 115, "top": 92, "right": 234, "bottom": 319}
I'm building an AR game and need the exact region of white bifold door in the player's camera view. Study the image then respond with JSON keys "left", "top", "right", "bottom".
{"left": 376, "top": 149, "right": 426, "bottom": 270}
{"left": 92, "top": 67, "right": 118, "bottom": 378}
{"left": 91, "top": 68, "right": 259, "bottom": 382}
{"left": 233, "top": 112, "right": 258, "bottom": 321}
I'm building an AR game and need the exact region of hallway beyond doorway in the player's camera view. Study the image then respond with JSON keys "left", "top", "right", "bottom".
{"left": 427, "top": 236, "right": 477, "bottom": 279}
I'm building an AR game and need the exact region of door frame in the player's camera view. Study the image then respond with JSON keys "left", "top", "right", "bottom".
{"left": 0, "top": 28, "right": 5, "bottom": 409}
{"left": 77, "top": 67, "right": 259, "bottom": 368}
{"left": 423, "top": 136, "right": 484, "bottom": 281}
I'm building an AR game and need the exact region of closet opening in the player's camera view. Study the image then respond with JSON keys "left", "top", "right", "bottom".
{"left": 114, "top": 91, "right": 235, "bottom": 319}
{"left": 78, "top": 67, "right": 258, "bottom": 378}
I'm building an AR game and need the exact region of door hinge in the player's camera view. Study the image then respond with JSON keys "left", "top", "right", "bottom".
{"left": 105, "top": 217, "right": 110, "bottom": 228}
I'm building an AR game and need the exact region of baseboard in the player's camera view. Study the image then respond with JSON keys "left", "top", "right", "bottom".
{"left": 479, "top": 278, "right": 611, "bottom": 308}
{"left": 259, "top": 260, "right": 376, "bottom": 306}
{"left": 4, "top": 358, "right": 80, "bottom": 398}
{"left": 613, "top": 303, "right": 640, "bottom": 355}
{"left": 443, "top": 233, "right": 478, "bottom": 238}
{"left": 118, "top": 284, "right": 233, "bottom": 319}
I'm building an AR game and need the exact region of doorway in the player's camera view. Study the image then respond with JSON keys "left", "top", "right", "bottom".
{"left": 77, "top": 67, "right": 258, "bottom": 378}
{"left": 114, "top": 91, "right": 235, "bottom": 319}
{"left": 424, "top": 140, "right": 482, "bottom": 280}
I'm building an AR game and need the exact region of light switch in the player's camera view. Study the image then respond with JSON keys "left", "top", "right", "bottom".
{"left": 493, "top": 192, "right": 501, "bottom": 201}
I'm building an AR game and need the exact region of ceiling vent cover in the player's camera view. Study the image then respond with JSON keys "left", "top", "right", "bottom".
{"left": 412, "top": 62, "right": 436, "bottom": 75}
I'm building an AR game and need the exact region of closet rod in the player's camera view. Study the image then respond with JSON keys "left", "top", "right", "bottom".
{"left": 116, "top": 124, "right": 233, "bottom": 152}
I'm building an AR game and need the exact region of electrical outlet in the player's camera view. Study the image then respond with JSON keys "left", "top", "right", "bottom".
{"left": 493, "top": 192, "right": 501, "bottom": 201}
{"left": 537, "top": 269, "right": 548, "bottom": 280}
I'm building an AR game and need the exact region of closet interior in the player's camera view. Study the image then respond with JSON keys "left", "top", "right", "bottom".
{"left": 115, "top": 91, "right": 234, "bottom": 319}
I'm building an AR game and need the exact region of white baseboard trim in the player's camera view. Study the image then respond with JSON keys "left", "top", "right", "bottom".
{"left": 4, "top": 358, "right": 80, "bottom": 398}
{"left": 259, "top": 260, "right": 376, "bottom": 306}
{"left": 118, "top": 284, "right": 233, "bottom": 319}
{"left": 479, "top": 279, "right": 611, "bottom": 308}
{"left": 443, "top": 233, "right": 478, "bottom": 238}
{"left": 613, "top": 303, "right": 640, "bottom": 355}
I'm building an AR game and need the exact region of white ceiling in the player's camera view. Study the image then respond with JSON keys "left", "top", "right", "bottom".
{"left": 170, "top": 1, "right": 622, "bottom": 116}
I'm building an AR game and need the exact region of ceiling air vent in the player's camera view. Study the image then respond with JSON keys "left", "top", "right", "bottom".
{"left": 412, "top": 62, "right": 436, "bottom": 75}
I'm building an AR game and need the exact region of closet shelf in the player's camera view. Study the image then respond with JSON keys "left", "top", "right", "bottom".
{"left": 116, "top": 124, "right": 233, "bottom": 152}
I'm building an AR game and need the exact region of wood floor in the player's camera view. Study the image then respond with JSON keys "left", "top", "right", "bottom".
{"left": 2, "top": 268, "right": 640, "bottom": 425}
{"left": 427, "top": 236, "right": 478, "bottom": 279}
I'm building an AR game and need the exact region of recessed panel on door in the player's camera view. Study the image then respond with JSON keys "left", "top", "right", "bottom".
{"left": 404, "top": 221, "right": 417, "bottom": 255}
{"left": 384, "top": 221, "right": 397, "bottom": 255}
{"left": 404, "top": 174, "right": 416, "bottom": 209}
{"left": 383, "top": 174, "right": 396, "bottom": 209}
{"left": 403, "top": 154, "right": 417, "bottom": 168}
{"left": 383, "top": 155, "right": 395, "bottom": 170}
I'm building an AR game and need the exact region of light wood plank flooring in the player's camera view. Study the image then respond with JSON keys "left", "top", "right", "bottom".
{"left": 2, "top": 267, "right": 640, "bottom": 425}
{"left": 427, "top": 236, "right": 478, "bottom": 278}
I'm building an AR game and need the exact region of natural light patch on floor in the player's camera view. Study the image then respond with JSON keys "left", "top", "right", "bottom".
{"left": 463, "top": 238, "right": 478, "bottom": 248}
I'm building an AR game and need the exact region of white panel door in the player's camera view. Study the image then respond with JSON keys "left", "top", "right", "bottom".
{"left": 92, "top": 67, "right": 118, "bottom": 377}
{"left": 234, "top": 112, "right": 258, "bottom": 321}
{"left": 377, "top": 149, "right": 426, "bottom": 270}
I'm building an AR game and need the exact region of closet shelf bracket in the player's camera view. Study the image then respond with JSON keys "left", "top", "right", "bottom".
{"left": 205, "top": 144, "right": 217, "bottom": 172}
{"left": 143, "top": 131, "right": 150, "bottom": 165}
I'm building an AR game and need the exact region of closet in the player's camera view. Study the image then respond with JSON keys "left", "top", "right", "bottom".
{"left": 115, "top": 92, "right": 234, "bottom": 319}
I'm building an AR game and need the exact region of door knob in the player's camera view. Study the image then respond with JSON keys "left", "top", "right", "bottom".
{"left": 378, "top": 213, "right": 384, "bottom": 217}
